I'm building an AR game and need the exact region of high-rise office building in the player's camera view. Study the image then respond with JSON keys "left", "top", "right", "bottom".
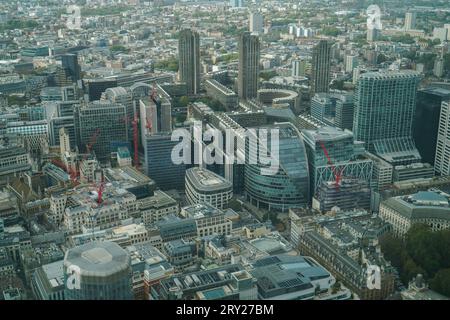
{"left": 178, "top": 29, "right": 200, "bottom": 95}
{"left": 366, "top": 28, "right": 379, "bottom": 42}
{"left": 139, "top": 96, "right": 172, "bottom": 146}
{"left": 249, "top": 12, "right": 264, "bottom": 34}
{"left": 64, "top": 241, "right": 133, "bottom": 300}
{"left": 74, "top": 101, "right": 128, "bottom": 161}
{"left": 302, "top": 126, "right": 372, "bottom": 195}
{"left": 244, "top": 122, "right": 310, "bottom": 211}
{"left": 311, "top": 40, "right": 331, "bottom": 95}
{"left": 413, "top": 87, "right": 450, "bottom": 165}
{"left": 144, "top": 132, "right": 186, "bottom": 190}
{"left": 238, "top": 32, "right": 260, "bottom": 100}
{"left": 61, "top": 53, "right": 81, "bottom": 83}
{"left": 435, "top": 101, "right": 450, "bottom": 175}
{"left": 345, "top": 55, "right": 358, "bottom": 73}
{"left": 353, "top": 71, "right": 422, "bottom": 165}
{"left": 405, "top": 11, "right": 416, "bottom": 30}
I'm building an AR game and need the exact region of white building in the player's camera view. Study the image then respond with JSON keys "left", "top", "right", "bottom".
{"left": 185, "top": 167, "right": 233, "bottom": 209}
{"left": 249, "top": 12, "right": 264, "bottom": 34}
{"left": 380, "top": 190, "right": 450, "bottom": 237}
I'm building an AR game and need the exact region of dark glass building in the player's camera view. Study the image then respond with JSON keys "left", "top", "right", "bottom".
{"left": 413, "top": 87, "right": 450, "bottom": 165}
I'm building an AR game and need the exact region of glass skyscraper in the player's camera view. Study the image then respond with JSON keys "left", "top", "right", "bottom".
{"left": 244, "top": 122, "right": 310, "bottom": 212}
{"left": 238, "top": 32, "right": 260, "bottom": 100}
{"left": 353, "top": 71, "right": 422, "bottom": 165}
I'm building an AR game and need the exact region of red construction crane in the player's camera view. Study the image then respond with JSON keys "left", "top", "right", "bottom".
{"left": 319, "top": 141, "right": 344, "bottom": 190}
{"left": 51, "top": 158, "right": 78, "bottom": 185}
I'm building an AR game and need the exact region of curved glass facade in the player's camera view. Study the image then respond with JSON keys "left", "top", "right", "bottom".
{"left": 244, "top": 123, "right": 310, "bottom": 211}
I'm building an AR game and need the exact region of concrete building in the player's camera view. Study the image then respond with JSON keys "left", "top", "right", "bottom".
{"left": 249, "top": 12, "right": 264, "bottom": 34}
{"left": 311, "top": 40, "right": 331, "bottom": 95}
{"left": 181, "top": 203, "right": 232, "bottom": 238}
{"left": 185, "top": 167, "right": 233, "bottom": 209}
{"left": 238, "top": 32, "right": 260, "bottom": 100}
{"left": 204, "top": 79, "right": 238, "bottom": 110}
{"left": 380, "top": 189, "right": 450, "bottom": 237}
{"left": 31, "top": 260, "right": 65, "bottom": 300}
{"left": 178, "top": 29, "right": 200, "bottom": 95}
{"left": 153, "top": 264, "right": 257, "bottom": 300}
{"left": 251, "top": 254, "right": 351, "bottom": 300}
{"left": 405, "top": 11, "right": 416, "bottom": 31}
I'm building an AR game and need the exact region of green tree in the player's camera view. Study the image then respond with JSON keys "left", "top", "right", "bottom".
{"left": 430, "top": 269, "right": 450, "bottom": 297}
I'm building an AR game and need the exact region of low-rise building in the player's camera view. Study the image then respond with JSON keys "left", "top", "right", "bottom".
{"left": 181, "top": 203, "right": 232, "bottom": 238}
{"left": 380, "top": 189, "right": 450, "bottom": 236}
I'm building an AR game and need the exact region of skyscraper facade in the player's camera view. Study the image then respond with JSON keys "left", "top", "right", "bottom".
{"left": 238, "top": 32, "right": 260, "bottom": 100}
{"left": 178, "top": 29, "right": 200, "bottom": 95}
{"left": 64, "top": 241, "right": 133, "bottom": 300}
{"left": 413, "top": 87, "right": 450, "bottom": 165}
{"left": 61, "top": 53, "right": 81, "bottom": 83}
{"left": 244, "top": 123, "right": 310, "bottom": 211}
{"left": 74, "top": 101, "right": 128, "bottom": 161}
{"left": 353, "top": 71, "right": 421, "bottom": 164}
{"left": 405, "top": 11, "right": 416, "bottom": 30}
{"left": 249, "top": 12, "right": 264, "bottom": 34}
{"left": 311, "top": 40, "right": 331, "bottom": 95}
{"left": 144, "top": 132, "right": 186, "bottom": 190}
{"left": 435, "top": 101, "right": 450, "bottom": 175}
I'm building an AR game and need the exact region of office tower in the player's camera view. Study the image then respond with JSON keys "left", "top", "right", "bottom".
{"left": 335, "top": 94, "right": 354, "bottom": 131}
{"left": 367, "top": 28, "right": 379, "bottom": 42}
{"left": 103, "top": 87, "right": 135, "bottom": 144}
{"left": 144, "top": 132, "right": 186, "bottom": 190}
{"left": 139, "top": 96, "right": 172, "bottom": 145}
{"left": 61, "top": 54, "right": 81, "bottom": 83}
{"left": 435, "top": 101, "right": 450, "bottom": 175}
{"left": 64, "top": 241, "right": 133, "bottom": 300}
{"left": 345, "top": 55, "right": 358, "bottom": 73}
{"left": 229, "top": 0, "right": 244, "bottom": 8}
{"left": 83, "top": 79, "right": 118, "bottom": 101}
{"left": 238, "top": 32, "right": 260, "bottom": 100}
{"left": 302, "top": 126, "right": 372, "bottom": 195}
{"left": 74, "top": 101, "right": 128, "bottom": 161}
{"left": 433, "top": 27, "right": 448, "bottom": 42}
{"left": 314, "top": 179, "right": 371, "bottom": 213}
{"left": 414, "top": 87, "right": 450, "bottom": 165}
{"left": 311, "top": 40, "right": 331, "bottom": 95}
{"left": 405, "top": 11, "right": 416, "bottom": 30}
{"left": 434, "top": 58, "right": 445, "bottom": 78}
{"left": 244, "top": 122, "right": 310, "bottom": 211}
{"left": 178, "top": 29, "right": 200, "bottom": 95}
{"left": 249, "top": 12, "right": 264, "bottom": 34}
{"left": 310, "top": 93, "right": 354, "bottom": 131}
{"left": 59, "top": 128, "right": 71, "bottom": 155}
{"left": 49, "top": 116, "right": 75, "bottom": 147}
{"left": 353, "top": 71, "right": 422, "bottom": 165}
{"left": 292, "top": 59, "right": 308, "bottom": 77}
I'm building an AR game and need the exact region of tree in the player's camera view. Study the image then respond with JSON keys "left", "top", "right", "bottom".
{"left": 227, "top": 199, "right": 242, "bottom": 212}
{"left": 430, "top": 269, "right": 450, "bottom": 297}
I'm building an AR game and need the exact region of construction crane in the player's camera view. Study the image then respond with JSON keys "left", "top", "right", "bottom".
{"left": 319, "top": 141, "right": 344, "bottom": 190}
{"left": 51, "top": 158, "right": 79, "bottom": 185}
{"left": 86, "top": 128, "right": 100, "bottom": 156}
